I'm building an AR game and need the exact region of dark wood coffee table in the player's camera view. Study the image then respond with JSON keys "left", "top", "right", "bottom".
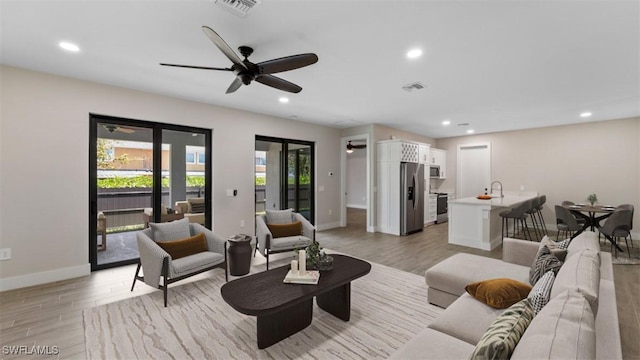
{"left": 220, "top": 254, "right": 371, "bottom": 349}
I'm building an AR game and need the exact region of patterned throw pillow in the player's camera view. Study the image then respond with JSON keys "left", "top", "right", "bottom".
{"left": 527, "top": 271, "right": 555, "bottom": 315}
{"left": 470, "top": 299, "right": 535, "bottom": 360}
{"left": 539, "top": 236, "right": 570, "bottom": 261}
{"left": 529, "top": 245, "right": 563, "bottom": 285}
{"left": 465, "top": 278, "right": 532, "bottom": 309}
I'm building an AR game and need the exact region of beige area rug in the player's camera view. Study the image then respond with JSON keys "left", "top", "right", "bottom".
{"left": 83, "top": 255, "right": 443, "bottom": 359}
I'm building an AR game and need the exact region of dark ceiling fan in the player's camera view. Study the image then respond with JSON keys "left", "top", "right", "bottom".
{"left": 346, "top": 141, "right": 366, "bottom": 153}
{"left": 103, "top": 124, "right": 135, "bottom": 134}
{"left": 160, "top": 26, "right": 318, "bottom": 94}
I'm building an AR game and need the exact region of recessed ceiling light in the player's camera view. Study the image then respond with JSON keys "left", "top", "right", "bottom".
{"left": 279, "top": 97, "right": 289, "bottom": 103}
{"left": 406, "top": 48, "right": 423, "bottom": 59}
{"left": 59, "top": 41, "right": 80, "bottom": 52}
{"left": 580, "top": 112, "right": 592, "bottom": 118}
{"left": 442, "top": 120, "right": 451, "bottom": 126}
{"left": 466, "top": 129, "right": 475, "bottom": 134}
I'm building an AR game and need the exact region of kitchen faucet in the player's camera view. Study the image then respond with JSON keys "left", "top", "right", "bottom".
{"left": 490, "top": 181, "right": 504, "bottom": 198}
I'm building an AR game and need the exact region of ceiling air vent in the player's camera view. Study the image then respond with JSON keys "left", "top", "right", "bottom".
{"left": 401, "top": 82, "right": 425, "bottom": 92}
{"left": 214, "top": 0, "right": 262, "bottom": 18}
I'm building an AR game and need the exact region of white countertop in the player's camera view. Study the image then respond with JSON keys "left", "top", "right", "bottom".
{"left": 449, "top": 194, "right": 536, "bottom": 208}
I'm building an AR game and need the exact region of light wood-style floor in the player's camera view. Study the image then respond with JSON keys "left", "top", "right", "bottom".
{"left": 1, "top": 208, "right": 638, "bottom": 359}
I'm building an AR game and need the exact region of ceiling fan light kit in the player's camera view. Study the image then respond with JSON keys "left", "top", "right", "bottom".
{"left": 346, "top": 140, "right": 366, "bottom": 153}
{"left": 160, "top": 26, "right": 318, "bottom": 94}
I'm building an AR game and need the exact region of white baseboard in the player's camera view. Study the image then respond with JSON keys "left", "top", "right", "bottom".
{"left": 346, "top": 204, "right": 367, "bottom": 210}
{"left": 0, "top": 263, "right": 91, "bottom": 292}
{"left": 317, "top": 221, "right": 341, "bottom": 231}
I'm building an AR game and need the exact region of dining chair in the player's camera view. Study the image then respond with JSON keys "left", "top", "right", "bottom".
{"left": 555, "top": 205, "right": 581, "bottom": 240}
{"left": 560, "top": 200, "right": 586, "bottom": 227}
{"left": 600, "top": 209, "right": 633, "bottom": 258}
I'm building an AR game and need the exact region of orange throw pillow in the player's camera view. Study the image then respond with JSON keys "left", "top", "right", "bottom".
{"left": 156, "top": 233, "right": 208, "bottom": 259}
{"left": 465, "top": 278, "right": 532, "bottom": 309}
{"left": 267, "top": 221, "right": 303, "bottom": 238}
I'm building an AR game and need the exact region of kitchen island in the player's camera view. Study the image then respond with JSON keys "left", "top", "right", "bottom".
{"left": 448, "top": 192, "right": 537, "bottom": 250}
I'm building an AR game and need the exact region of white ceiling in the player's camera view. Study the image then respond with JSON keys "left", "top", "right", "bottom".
{"left": 1, "top": 1, "right": 638, "bottom": 138}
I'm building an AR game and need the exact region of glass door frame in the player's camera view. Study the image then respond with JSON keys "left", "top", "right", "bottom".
{"left": 89, "top": 113, "right": 212, "bottom": 271}
{"left": 255, "top": 135, "right": 315, "bottom": 224}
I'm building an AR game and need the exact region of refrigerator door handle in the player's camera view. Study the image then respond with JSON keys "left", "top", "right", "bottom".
{"left": 413, "top": 172, "right": 419, "bottom": 209}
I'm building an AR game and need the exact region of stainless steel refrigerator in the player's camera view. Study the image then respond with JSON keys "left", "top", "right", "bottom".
{"left": 400, "top": 162, "right": 424, "bottom": 235}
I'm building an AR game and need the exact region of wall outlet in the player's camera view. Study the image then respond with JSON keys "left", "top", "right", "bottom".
{"left": 328, "top": 209, "right": 333, "bottom": 215}
{"left": 319, "top": 185, "right": 325, "bottom": 192}
{"left": 0, "top": 248, "right": 11, "bottom": 261}
{"left": 240, "top": 220, "right": 245, "bottom": 228}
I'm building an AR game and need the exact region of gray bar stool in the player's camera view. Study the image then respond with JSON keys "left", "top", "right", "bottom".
{"left": 501, "top": 200, "right": 531, "bottom": 240}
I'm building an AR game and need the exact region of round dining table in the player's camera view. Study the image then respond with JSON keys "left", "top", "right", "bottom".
{"left": 563, "top": 203, "right": 622, "bottom": 251}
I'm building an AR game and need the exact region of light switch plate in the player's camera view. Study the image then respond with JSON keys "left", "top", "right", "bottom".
{"left": 0, "top": 248, "right": 11, "bottom": 261}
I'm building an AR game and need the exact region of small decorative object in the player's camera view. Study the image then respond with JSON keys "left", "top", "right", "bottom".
{"left": 298, "top": 250, "right": 306, "bottom": 276}
{"left": 317, "top": 255, "right": 334, "bottom": 271}
{"left": 587, "top": 193, "right": 598, "bottom": 206}
{"left": 291, "top": 260, "right": 298, "bottom": 275}
{"left": 293, "top": 241, "right": 332, "bottom": 271}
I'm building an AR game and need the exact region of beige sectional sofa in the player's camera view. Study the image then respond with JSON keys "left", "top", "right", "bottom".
{"left": 392, "top": 231, "right": 622, "bottom": 359}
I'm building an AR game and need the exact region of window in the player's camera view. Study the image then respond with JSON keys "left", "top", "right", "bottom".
{"left": 197, "top": 153, "right": 206, "bottom": 164}
{"left": 186, "top": 152, "right": 195, "bottom": 164}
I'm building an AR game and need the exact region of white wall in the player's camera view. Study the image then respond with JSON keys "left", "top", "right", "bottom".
{"left": 346, "top": 149, "right": 367, "bottom": 208}
{"left": 435, "top": 118, "right": 640, "bottom": 232}
{"left": 0, "top": 65, "right": 342, "bottom": 287}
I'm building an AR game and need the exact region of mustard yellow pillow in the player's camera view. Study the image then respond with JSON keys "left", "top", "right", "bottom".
{"left": 465, "top": 278, "right": 532, "bottom": 309}
{"left": 267, "top": 221, "right": 302, "bottom": 238}
{"left": 156, "top": 233, "right": 208, "bottom": 259}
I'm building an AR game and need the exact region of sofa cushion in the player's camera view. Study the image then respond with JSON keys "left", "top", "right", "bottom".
{"left": 469, "top": 299, "right": 534, "bottom": 360}
{"left": 527, "top": 270, "right": 555, "bottom": 315}
{"left": 529, "top": 245, "right": 563, "bottom": 285}
{"left": 156, "top": 233, "right": 208, "bottom": 260}
{"left": 270, "top": 235, "right": 312, "bottom": 251}
{"left": 566, "top": 231, "right": 600, "bottom": 259}
{"left": 266, "top": 209, "right": 294, "bottom": 224}
{"left": 511, "top": 289, "right": 596, "bottom": 360}
{"left": 465, "top": 278, "right": 532, "bottom": 309}
{"left": 428, "top": 293, "right": 504, "bottom": 345}
{"left": 390, "top": 328, "right": 475, "bottom": 360}
{"left": 150, "top": 217, "right": 191, "bottom": 242}
{"left": 170, "top": 251, "right": 225, "bottom": 276}
{"left": 426, "top": 253, "right": 530, "bottom": 301}
{"left": 267, "top": 221, "right": 302, "bottom": 238}
{"left": 188, "top": 198, "right": 206, "bottom": 213}
{"left": 550, "top": 249, "right": 600, "bottom": 314}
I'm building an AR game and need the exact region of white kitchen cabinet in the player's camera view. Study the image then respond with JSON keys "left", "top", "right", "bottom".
{"left": 419, "top": 144, "right": 431, "bottom": 165}
{"left": 430, "top": 148, "right": 447, "bottom": 179}
{"left": 425, "top": 193, "right": 437, "bottom": 224}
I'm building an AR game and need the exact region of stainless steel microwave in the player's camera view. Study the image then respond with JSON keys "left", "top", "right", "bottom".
{"left": 429, "top": 165, "right": 440, "bottom": 178}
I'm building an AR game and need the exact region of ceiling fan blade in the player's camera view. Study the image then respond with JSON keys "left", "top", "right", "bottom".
{"left": 160, "top": 63, "right": 232, "bottom": 71}
{"left": 255, "top": 75, "right": 302, "bottom": 93}
{"left": 257, "top": 53, "right": 318, "bottom": 75}
{"left": 202, "top": 26, "right": 247, "bottom": 70}
{"left": 117, "top": 127, "right": 135, "bottom": 134}
{"left": 353, "top": 145, "right": 367, "bottom": 149}
{"left": 226, "top": 77, "right": 243, "bottom": 94}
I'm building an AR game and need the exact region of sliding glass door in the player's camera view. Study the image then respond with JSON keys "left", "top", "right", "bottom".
{"left": 89, "top": 114, "right": 211, "bottom": 271}
{"left": 255, "top": 136, "right": 314, "bottom": 223}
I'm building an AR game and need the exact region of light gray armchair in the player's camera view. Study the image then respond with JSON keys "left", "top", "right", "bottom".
{"left": 255, "top": 210, "right": 315, "bottom": 270}
{"left": 131, "top": 221, "right": 227, "bottom": 307}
